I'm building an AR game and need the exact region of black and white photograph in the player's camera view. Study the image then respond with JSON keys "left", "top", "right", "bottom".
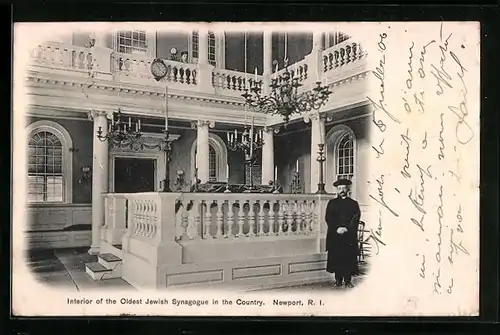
{"left": 12, "top": 22, "right": 480, "bottom": 316}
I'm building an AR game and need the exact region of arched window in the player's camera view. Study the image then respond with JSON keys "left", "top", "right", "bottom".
{"left": 208, "top": 145, "right": 217, "bottom": 181}
{"left": 26, "top": 121, "right": 73, "bottom": 203}
{"left": 336, "top": 133, "right": 354, "bottom": 181}
{"left": 325, "top": 125, "right": 356, "bottom": 197}
{"left": 190, "top": 133, "right": 228, "bottom": 182}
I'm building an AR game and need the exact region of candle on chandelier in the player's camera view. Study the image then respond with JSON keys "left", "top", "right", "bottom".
{"left": 254, "top": 67, "right": 258, "bottom": 81}
{"left": 296, "top": 159, "right": 299, "bottom": 172}
{"left": 135, "top": 122, "right": 138, "bottom": 132}
{"left": 226, "top": 164, "right": 230, "bottom": 181}
{"left": 274, "top": 63, "right": 278, "bottom": 79}
{"left": 129, "top": 117, "right": 131, "bottom": 128}
{"left": 138, "top": 119, "right": 141, "bottom": 131}
{"left": 227, "top": 132, "right": 230, "bottom": 142}
{"left": 274, "top": 166, "right": 277, "bottom": 181}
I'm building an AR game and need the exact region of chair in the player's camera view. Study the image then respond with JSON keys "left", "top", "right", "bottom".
{"left": 357, "top": 221, "right": 371, "bottom": 262}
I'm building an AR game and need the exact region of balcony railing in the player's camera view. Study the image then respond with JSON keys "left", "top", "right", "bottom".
{"left": 121, "top": 192, "right": 330, "bottom": 245}
{"left": 27, "top": 40, "right": 368, "bottom": 100}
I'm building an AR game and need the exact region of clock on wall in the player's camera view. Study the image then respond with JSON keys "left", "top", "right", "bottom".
{"left": 150, "top": 58, "right": 168, "bottom": 81}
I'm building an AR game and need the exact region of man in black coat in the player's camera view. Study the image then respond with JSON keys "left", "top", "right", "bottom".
{"left": 325, "top": 178, "right": 361, "bottom": 288}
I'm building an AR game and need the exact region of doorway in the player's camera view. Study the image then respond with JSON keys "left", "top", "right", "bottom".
{"left": 114, "top": 157, "right": 156, "bottom": 193}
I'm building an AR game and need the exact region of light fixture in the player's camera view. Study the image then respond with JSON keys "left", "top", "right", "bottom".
{"left": 226, "top": 31, "right": 265, "bottom": 189}
{"left": 242, "top": 32, "right": 332, "bottom": 123}
{"left": 96, "top": 109, "right": 142, "bottom": 148}
{"left": 78, "top": 166, "right": 92, "bottom": 184}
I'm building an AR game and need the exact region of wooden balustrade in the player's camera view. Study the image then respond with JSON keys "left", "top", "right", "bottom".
{"left": 28, "top": 40, "right": 367, "bottom": 98}
{"left": 173, "top": 193, "right": 322, "bottom": 241}
{"left": 322, "top": 40, "right": 366, "bottom": 73}
{"left": 102, "top": 193, "right": 128, "bottom": 245}
{"left": 127, "top": 194, "right": 161, "bottom": 240}
{"left": 212, "top": 69, "right": 263, "bottom": 95}
{"left": 29, "top": 42, "right": 94, "bottom": 71}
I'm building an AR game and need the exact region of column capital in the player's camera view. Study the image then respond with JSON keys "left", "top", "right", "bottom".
{"left": 191, "top": 120, "right": 216, "bottom": 129}
{"left": 87, "top": 110, "right": 111, "bottom": 121}
{"left": 303, "top": 111, "right": 326, "bottom": 123}
{"left": 263, "top": 125, "right": 279, "bottom": 134}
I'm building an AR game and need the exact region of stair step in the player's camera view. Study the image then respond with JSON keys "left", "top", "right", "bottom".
{"left": 112, "top": 244, "right": 123, "bottom": 250}
{"left": 99, "top": 253, "right": 121, "bottom": 263}
{"left": 85, "top": 262, "right": 111, "bottom": 273}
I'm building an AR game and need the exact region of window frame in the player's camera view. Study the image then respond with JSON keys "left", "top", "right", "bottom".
{"left": 190, "top": 133, "right": 228, "bottom": 182}
{"left": 188, "top": 30, "right": 225, "bottom": 68}
{"left": 325, "top": 125, "right": 357, "bottom": 198}
{"left": 26, "top": 120, "right": 73, "bottom": 204}
{"left": 111, "top": 30, "right": 156, "bottom": 58}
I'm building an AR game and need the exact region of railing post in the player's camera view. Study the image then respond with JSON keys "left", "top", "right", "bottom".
{"left": 90, "top": 44, "right": 113, "bottom": 80}
{"left": 197, "top": 63, "right": 216, "bottom": 94}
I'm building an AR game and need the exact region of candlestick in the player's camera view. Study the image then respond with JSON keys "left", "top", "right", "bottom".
{"left": 165, "top": 86, "right": 169, "bottom": 131}
{"left": 254, "top": 67, "right": 258, "bottom": 81}
{"left": 319, "top": 121, "right": 325, "bottom": 143}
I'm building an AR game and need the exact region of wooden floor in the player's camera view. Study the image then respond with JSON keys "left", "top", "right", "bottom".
{"left": 25, "top": 247, "right": 368, "bottom": 292}
{"left": 25, "top": 247, "right": 133, "bottom": 292}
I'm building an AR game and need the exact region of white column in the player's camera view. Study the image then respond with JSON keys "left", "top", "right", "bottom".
{"left": 261, "top": 126, "right": 274, "bottom": 185}
{"left": 93, "top": 31, "right": 108, "bottom": 48}
{"left": 308, "top": 113, "right": 325, "bottom": 193}
{"left": 196, "top": 28, "right": 215, "bottom": 93}
{"left": 90, "top": 31, "right": 113, "bottom": 78}
{"left": 194, "top": 120, "right": 212, "bottom": 183}
{"left": 312, "top": 32, "right": 324, "bottom": 52}
{"left": 198, "top": 28, "right": 209, "bottom": 65}
{"left": 263, "top": 31, "right": 273, "bottom": 95}
{"left": 88, "top": 110, "right": 109, "bottom": 255}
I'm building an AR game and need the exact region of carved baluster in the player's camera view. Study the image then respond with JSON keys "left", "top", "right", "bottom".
{"left": 340, "top": 48, "right": 346, "bottom": 66}
{"left": 351, "top": 43, "right": 358, "bottom": 62}
{"left": 247, "top": 200, "right": 256, "bottom": 237}
{"left": 189, "top": 200, "right": 201, "bottom": 240}
{"left": 216, "top": 200, "right": 224, "bottom": 238}
{"left": 333, "top": 51, "right": 339, "bottom": 68}
{"left": 203, "top": 200, "right": 212, "bottom": 239}
{"left": 258, "top": 201, "right": 266, "bottom": 236}
{"left": 277, "top": 201, "right": 285, "bottom": 235}
{"left": 175, "top": 202, "right": 185, "bottom": 240}
{"left": 296, "top": 201, "right": 303, "bottom": 234}
{"left": 226, "top": 200, "right": 234, "bottom": 238}
{"left": 272, "top": 200, "right": 279, "bottom": 235}
{"left": 312, "top": 200, "right": 319, "bottom": 232}
{"left": 286, "top": 200, "right": 297, "bottom": 235}
{"left": 236, "top": 200, "right": 245, "bottom": 237}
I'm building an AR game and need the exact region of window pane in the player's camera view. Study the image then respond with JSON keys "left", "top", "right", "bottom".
{"left": 209, "top": 146, "right": 217, "bottom": 181}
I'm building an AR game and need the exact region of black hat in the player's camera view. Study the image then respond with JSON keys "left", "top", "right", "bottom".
{"left": 333, "top": 178, "right": 352, "bottom": 187}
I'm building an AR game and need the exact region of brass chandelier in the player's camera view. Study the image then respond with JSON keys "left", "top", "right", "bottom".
{"left": 242, "top": 33, "right": 332, "bottom": 123}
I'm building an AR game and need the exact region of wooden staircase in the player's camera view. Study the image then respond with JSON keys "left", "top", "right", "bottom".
{"left": 84, "top": 245, "right": 123, "bottom": 281}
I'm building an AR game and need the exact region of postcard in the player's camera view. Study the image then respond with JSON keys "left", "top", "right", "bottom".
{"left": 12, "top": 21, "right": 480, "bottom": 316}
